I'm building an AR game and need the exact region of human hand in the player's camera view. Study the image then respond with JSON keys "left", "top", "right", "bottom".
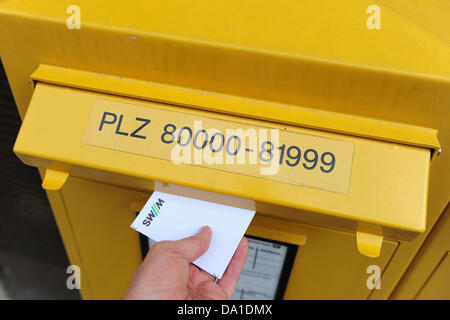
{"left": 123, "top": 226, "right": 248, "bottom": 300}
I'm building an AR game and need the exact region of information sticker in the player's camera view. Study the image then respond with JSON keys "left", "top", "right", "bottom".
{"left": 83, "top": 98, "right": 354, "bottom": 193}
{"left": 232, "top": 237, "right": 297, "bottom": 300}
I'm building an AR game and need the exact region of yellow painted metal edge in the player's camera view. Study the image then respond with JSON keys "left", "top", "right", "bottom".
{"left": 246, "top": 215, "right": 308, "bottom": 246}
{"left": 38, "top": 169, "right": 92, "bottom": 299}
{"left": 30, "top": 64, "right": 441, "bottom": 157}
{"left": 13, "top": 81, "right": 431, "bottom": 239}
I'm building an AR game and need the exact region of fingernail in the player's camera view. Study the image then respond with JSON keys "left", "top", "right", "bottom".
{"left": 199, "top": 226, "right": 210, "bottom": 233}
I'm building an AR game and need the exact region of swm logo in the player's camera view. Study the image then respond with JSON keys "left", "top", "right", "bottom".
{"left": 142, "top": 198, "right": 165, "bottom": 227}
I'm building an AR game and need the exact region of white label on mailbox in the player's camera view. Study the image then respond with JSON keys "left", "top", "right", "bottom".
{"left": 84, "top": 98, "right": 355, "bottom": 194}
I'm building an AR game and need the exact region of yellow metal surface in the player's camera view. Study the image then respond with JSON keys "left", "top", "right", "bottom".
{"left": 285, "top": 226, "right": 398, "bottom": 299}
{"left": 31, "top": 64, "right": 441, "bottom": 155}
{"left": 391, "top": 204, "right": 450, "bottom": 299}
{"left": 246, "top": 215, "right": 307, "bottom": 247}
{"left": 0, "top": 0, "right": 448, "bottom": 141}
{"left": 56, "top": 176, "right": 399, "bottom": 299}
{"left": 416, "top": 253, "right": 450, "bottom": 299}
{"left": 15, "top": 82, "right": 431, "bottom": 241}
{"left": 379, "top": 0, "right": 450, "bottom": 43}
{"left": 60, "top": 177, "right": 144, "bottom": 299}
{"left": 1, "top": 0, "right": 449, "bottom": 299}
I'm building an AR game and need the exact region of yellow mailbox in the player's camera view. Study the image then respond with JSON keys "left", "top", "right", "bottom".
{"left": 0, "top": 0, "right": 448, "bottom": 299}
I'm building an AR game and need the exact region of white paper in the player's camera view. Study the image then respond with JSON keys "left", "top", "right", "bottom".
{"left": 130, "top": 191, "right": 255, "bottom": 279}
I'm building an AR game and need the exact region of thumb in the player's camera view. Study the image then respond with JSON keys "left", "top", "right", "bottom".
{"left": 173, "top": 226, "right": 212, "bottom": 262}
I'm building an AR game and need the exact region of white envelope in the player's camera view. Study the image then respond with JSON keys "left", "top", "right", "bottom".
{"left": 131, "top": 191, "right": 255, "bottom": 279}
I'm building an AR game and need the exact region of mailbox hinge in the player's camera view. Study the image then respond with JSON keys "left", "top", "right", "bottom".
{"left": 356, "top": 223, "right": 384, "bottom": 258}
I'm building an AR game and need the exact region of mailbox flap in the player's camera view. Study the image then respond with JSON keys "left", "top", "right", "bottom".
{"left": 14, "top": 81, "right": 433, "bottom": 243}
